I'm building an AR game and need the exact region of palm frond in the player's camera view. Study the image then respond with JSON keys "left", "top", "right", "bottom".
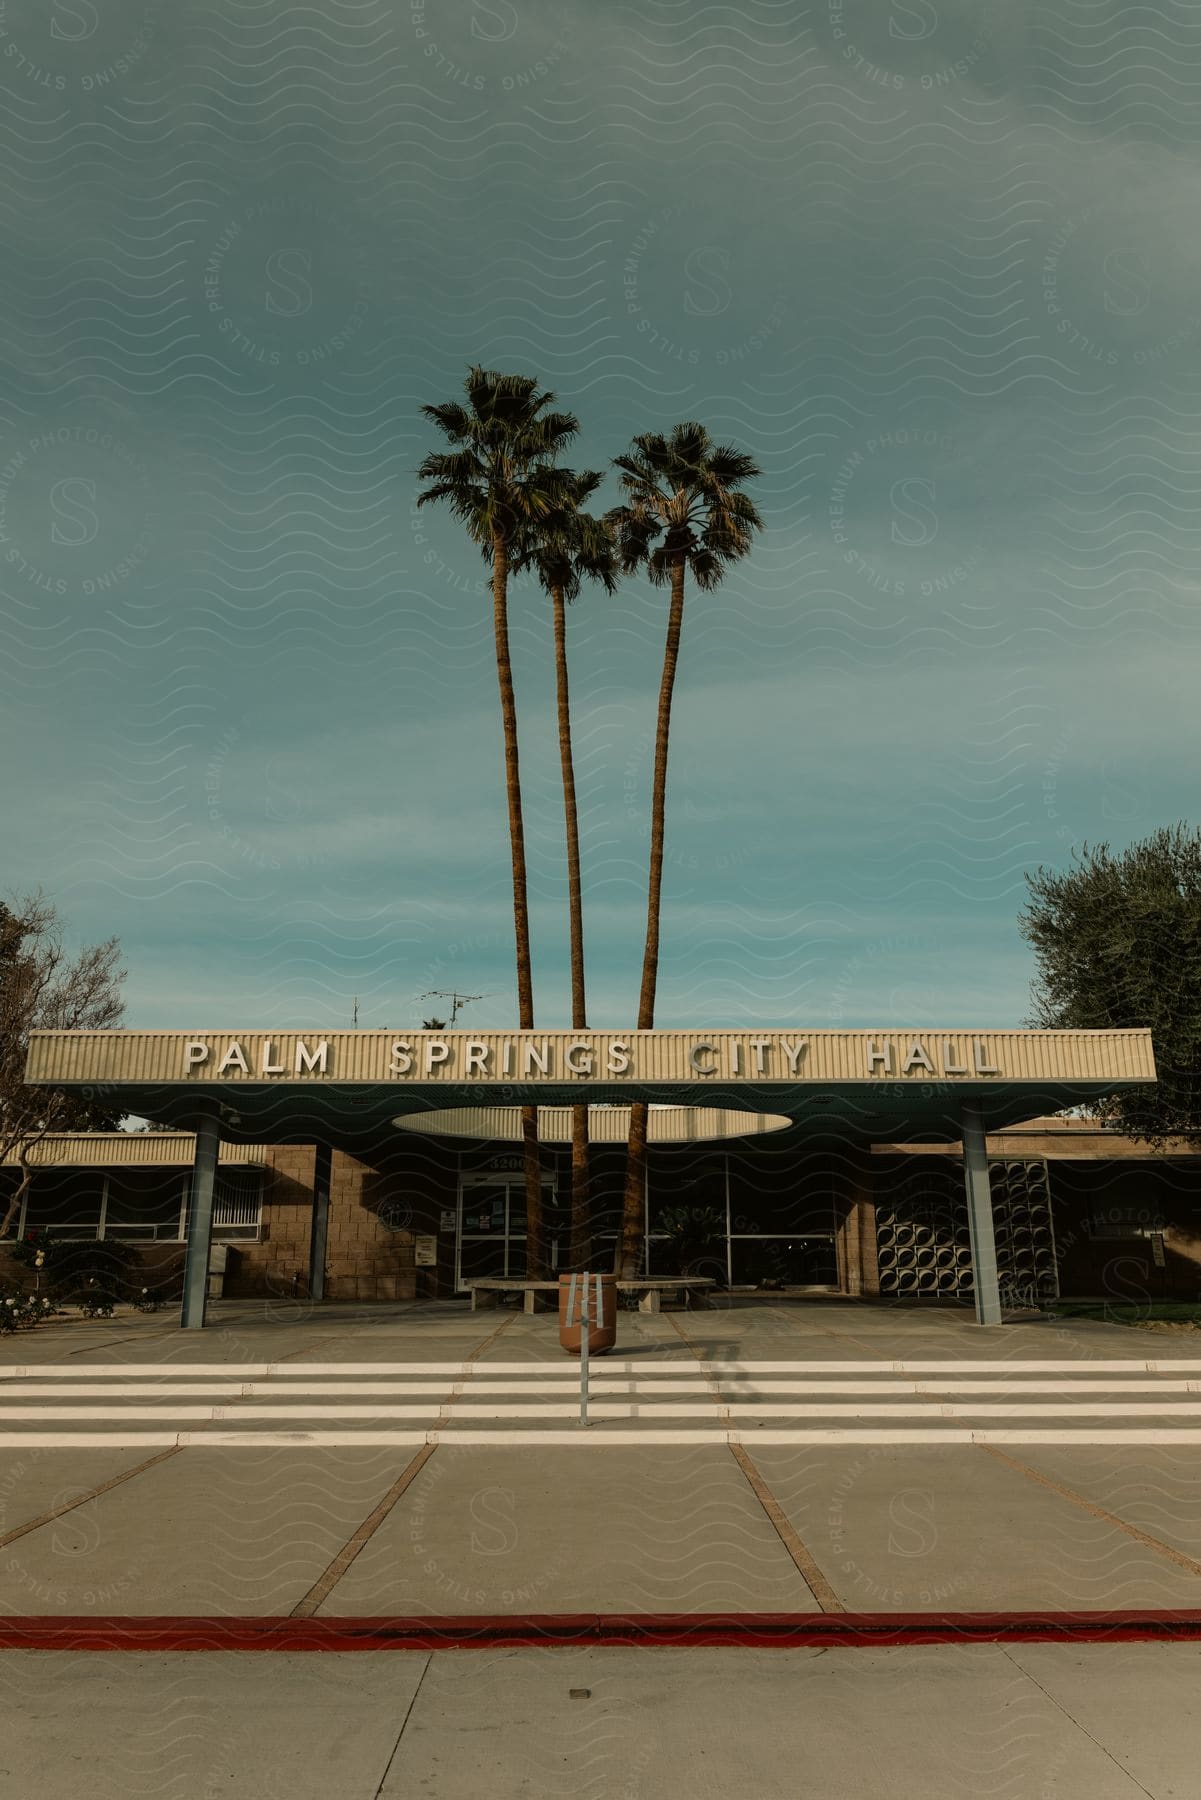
{"left": 419, "top": 401, "right": 473, "bottom": 442}
{"left": 417, "top": 367, "right": 587, "bottom": 561}
{"left": 609, "top": 419, "right": 763, "bottom": 588}
{"left": 416, "top": 448, "right": 486, "bottom": 488}
{"left": 701, "top": 443, "right": 760, "bottom": 485}
{"left": 508, "top": 469, "right": 619, "bottom": 600}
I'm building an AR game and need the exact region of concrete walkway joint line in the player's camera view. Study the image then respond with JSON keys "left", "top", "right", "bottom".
{"left": 981, "top": 1444, "right": 1201, "bottom": 1583}
{"left": 288, "top": 1315, "right": 514, "bottom": 1618}
{"left": 668, "top": 1312, "right": 844, "bottom": 1611}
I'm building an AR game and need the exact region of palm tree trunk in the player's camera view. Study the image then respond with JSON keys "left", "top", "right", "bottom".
{"left": 552, "top": 581, "right": 592, "bottom": 1269}
{"left": 492, "top": 530, "right": 544, "bottom": 1279}
{"left": 618, "top": 555, "right": 687, "bottom": 1277}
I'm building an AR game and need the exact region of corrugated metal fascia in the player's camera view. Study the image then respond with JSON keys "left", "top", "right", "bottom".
{"left": 3, "top": 1134, "right": 264, "bottom": 1169}
{"left": 26, "top": 1027, "right": 1157, "bottom": 1086}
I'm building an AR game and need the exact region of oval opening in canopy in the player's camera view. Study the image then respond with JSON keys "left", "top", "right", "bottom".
{"left": 393, "top": 1104, "right": 792, "bottom": 1144}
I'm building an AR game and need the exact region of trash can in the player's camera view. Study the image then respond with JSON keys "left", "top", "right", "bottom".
{"left": 558, "top": 1272, "right": 617, "bottom": 1357}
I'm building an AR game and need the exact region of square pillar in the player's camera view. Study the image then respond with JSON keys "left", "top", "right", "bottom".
{"left": 961, "top": 1101, "right": 1002, "bottom": 1327}
{"left": 181, "top": 1108, "right": 221, "bottom": 1330}
{"left": 308, "top": 1142, "right": 332, "bottom": 1301}
{"left": 838, "top": 1145, "right": 875, "bottom": 1297}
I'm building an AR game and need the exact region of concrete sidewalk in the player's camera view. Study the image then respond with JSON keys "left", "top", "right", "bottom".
{"left": 1, "top": 1301, "right": 1200, "bottom": 1620}
{"left": 4, "top": 1642, "right": 1197, "bottom": 1799}
{"left": 8, "top": 1293, "right": 1199, "bottom": 1366}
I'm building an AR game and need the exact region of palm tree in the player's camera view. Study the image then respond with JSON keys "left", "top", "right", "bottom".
{"left": 417, "top": 368, "right": 580, "bottom": 1279}
{"left": 510, "top": 473, "right": 618, "bottom": 1269}
{"left": 607, "top": 423, "right": 763, "bottom": 1278}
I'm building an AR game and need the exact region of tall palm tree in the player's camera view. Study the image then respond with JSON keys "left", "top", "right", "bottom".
{"left": 607, "top": 423, "right": 763, "bottom": 1278}
{"left": 417, "top": 367, "right": 579, "bottom": 1279}
{"left": 510, "top": 473, "right": 618, "bottom": 1268}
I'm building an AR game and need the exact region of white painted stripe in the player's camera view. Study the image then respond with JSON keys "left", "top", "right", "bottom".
{"left": 12, "top": 1400, "right": 1201, "bottom": 1422}
{"left": 4, "top": 1426, "right": 1201, "bottom": 1449}
{"left": 696, "top": 1360, "right": 1201, "bottom": 1375}
{"left": 9, "top": 1376, "right": 1201, "bottom": 1399}
{"left": 0, "top": 1363, "right": 483, "bottom": 1379}
{"left": 0, "top": 1381, "right": 559, "bottom": 1399}
{"left": 8, "top": 1358, "right": 1201, "bottom": 1378}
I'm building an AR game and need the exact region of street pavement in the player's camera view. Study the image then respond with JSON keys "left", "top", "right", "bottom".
{"left": 4, "top": 1642, "right": 1199, "bottom": 1798}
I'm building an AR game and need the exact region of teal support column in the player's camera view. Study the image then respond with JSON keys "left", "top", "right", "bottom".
{"left": 181, "top": 1108, "right": 220, "bottom": 1330}
{"left": 961, "top": 1101, "right": 1002, "bottom": 1327}
{"left": 308, "top": 1142, "right": 331, "bottom": 1302}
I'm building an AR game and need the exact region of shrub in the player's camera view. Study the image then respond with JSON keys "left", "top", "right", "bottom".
{"left": 10, "top": 1229, "right": 137, "bottom": 1314}
{"left": 77, "top": 1280, "right": 117, "bottom": 1319}
{"left": 0, "top": 1289, "right": 52, "bottom": 1332}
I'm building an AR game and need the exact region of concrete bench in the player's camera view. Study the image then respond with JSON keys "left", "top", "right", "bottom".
{"left": 465, "top": 1276, "right": 716, "bottom": 1314}
{"left": 618, "top": 1277, "right": 715, "bottom": 1314}
{"left": 465, "top": 1280, "right": 560, "bottom": 1314}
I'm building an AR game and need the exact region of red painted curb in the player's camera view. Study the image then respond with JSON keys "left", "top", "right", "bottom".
{"left": 4, "top": 1612, "right": 1201, "bottom": 1652}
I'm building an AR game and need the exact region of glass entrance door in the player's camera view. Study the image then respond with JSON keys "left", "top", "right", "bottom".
{"left": 456, "top": 1174, "right": 557, "bottom": 1292}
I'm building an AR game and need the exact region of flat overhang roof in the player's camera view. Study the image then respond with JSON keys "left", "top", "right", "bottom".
{"left": 25, "top": 1027, "right": 1156, "bottom": 1151}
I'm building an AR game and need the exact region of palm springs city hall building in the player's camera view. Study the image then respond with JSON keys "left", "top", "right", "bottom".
{"left": 9, "top": 1024, "right": 1200, "bottom": 1330}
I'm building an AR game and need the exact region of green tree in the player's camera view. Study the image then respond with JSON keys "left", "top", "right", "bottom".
{"left": 606, "top": 424, "right": 763, "bottom": 1276}
{"left": 510, "top": 473, "right": 618, "bottom": 1268}
{"left": 0, "top": 894, "right": 125, "bottom": 1237}
{"left": 1021, "top": 825, "right": 1201, "bottom": 1145}
{"left": 417, "top": 368, "right": 579, "bottom": 1276}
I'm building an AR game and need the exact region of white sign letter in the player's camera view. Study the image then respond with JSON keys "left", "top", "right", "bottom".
{"left": 782, "top": 1038, "right": 808, "bottom": 1074}
{"left": 866, "top": 1038, "right": 893, "bottom": 1075}
{"left": 464, "top": 1040, "right": 489, "bottom": 1076}
{"left": 973, "top": 1038, "right": 999, "bottom": 1075}
{"left": 523, "top": 1039, "right": 550, "bottom": 1076}
{"left": 390, "top": 1039, "right": 412, "bottom": 1074}
{"left": 566, "top": 1041, "right": 594, "bottom": 1076}
{"left": 295, "top": 1039, "right": 329, "bottom": 1075}
{"left": 260, "top": 1039, "right": 285, "bottom": 1076}
{"left": 902, "top": 1040, "right": 935, "bottom": 1076}
{"left": 942, "top": 1038, "right": 968, "bottom": 1076}
{"left": 217, "top": 1041, "right": 249, "bottom": 1076}
{"left": 184, "top": 1040, "right": 210, "bottom": 1073}
{"left": 607, "top": 1040, "right": 630, "bottom": 1075}
{"left": 423, "top": 1040, "right": 450, "bottom": 1074}
{"left": 689, "top": 1042, "right": 718, "bottom": 1075}
{"left": 749, "top": 1038, "right": 771, "bottom": 1074}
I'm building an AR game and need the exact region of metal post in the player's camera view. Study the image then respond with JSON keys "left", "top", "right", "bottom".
{"left": 181, "top": 1108, "right": 221, "bottom": 1330}
{"left": 579, "top": 1271, "right": 590, "bottom": 1427}
{"left": 566, "top": 1273, "right": 592, "bottom": 1427}
{"left": 961, "top": 1101, "right": 1002, "bottom": 1327}
{"left": 724, "top": 1152, "right": 732, "bottom": 1292}
{"left": 308, "top": 1142, "right": 331, "bottom": 1302}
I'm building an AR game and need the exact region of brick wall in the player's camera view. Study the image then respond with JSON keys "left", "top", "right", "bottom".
{"left": 225, "top": 1146, "right": 418, "bottom": 1302}
{"left": 325, "top": 1161, "right": 417, "bottom": 1302}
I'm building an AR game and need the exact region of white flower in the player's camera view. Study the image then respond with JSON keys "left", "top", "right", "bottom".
{"left": 4, "top": 1299, "right": 14, "bottom": 1307}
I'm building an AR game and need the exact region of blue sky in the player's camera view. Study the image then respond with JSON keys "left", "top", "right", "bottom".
{"left": 1, "top": 0, "right": 1198, "bottom": 1035}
